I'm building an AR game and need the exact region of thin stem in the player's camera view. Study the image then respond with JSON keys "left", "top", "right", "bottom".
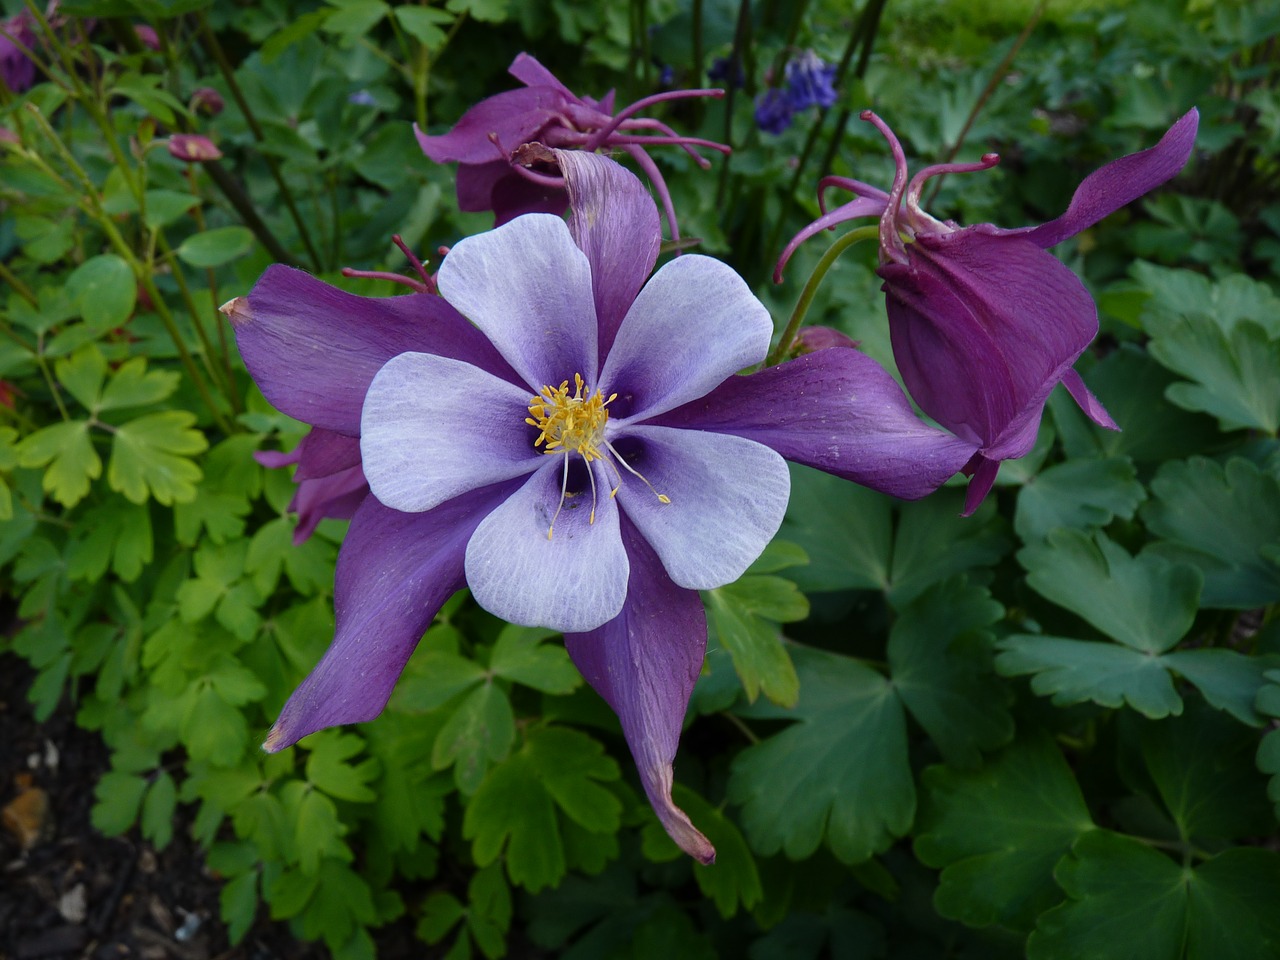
{"left": 924, "top": 0, "right": 1049, "bottom": 206}
{"left": 721, "top": 711, "right": 760, "bottom": 745}
{"left": 0, "top": 260, "right": 38, "bottom": 308}
{"left": 716, "top": 0, "right": 754, "bottom": 207}
{"left": 196, "top": 11, "right": 325, "bottom": 271}
{"left": 766, "top": 225, "right": 878, "bottom": 366}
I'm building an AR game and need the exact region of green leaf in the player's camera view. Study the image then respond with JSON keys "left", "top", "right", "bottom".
{"left": 488, "top": 625, "right": 581, "bottom": 694}
{"left": 393, "top": 6, "right": 454, "bottom": 47}
{"left": 142, "top": 189, "right": 201, "bottom": 229}
{"left": 1143, "top": 457, "right": 1280, "bottom": 609}
{"left": 141, "top": 771, "right": 177, "bottom": 849}
{"left": 109, "top": 411, "right": 207, "bottom": 504}
{"left": 66, "top": 254, "right": 136, "bottom": 328}
{"left": 1029, "top": 833, "right": 1280, "bottom": 960}
{"left": 888, "top": 579, "right": 1013, "bottom": 767}
{"left": 915, "top": 731, "right": 1095, "bottom": 932}
{"left": 433, "top": 683, "right": 515, "bottom": 794}
{"left": 640, "top": 784, "right": 762, "bottom": 919}
{"left": 706, "top": 570, "right": 805, "bottom": 707}
{"left": 1014, "top": 457, "right": 1147, "bottom": 544}
{"left": 92, "top": 770, "right": 148, "bottom": 835}
{"left": 1257, "top": 670, "right": 1280, "bottom": 819}
{"left": 65, "top": 498, "right": 153, "bottom": 582}
{"left": 55, "top": 344, "right": 108, "bottom": 411}
{"left": 1131, "top": 705, "right": 1274, "bottom": 844}
{"left": 392, "top": 647, "right": 487, "bottom": 711}
{"left": 175, "top": 227, "right": 256, "bottom": 268}
{"left": 1162, "top": 648, "right": 1270, "bottom": 726}
{"left": 996, "top": 636, "right": 1184, "bottom": 718}
{"left": 729, "top": 646, "right": 912, "bottom": 863}
{"left": 466, "top": 863, "right": 512, "bottom": 960}
{"left": 1021, "top": 530, "right": 1201, "bottom": 654}
{"left": 464, "top": 726, "right": 620, "bottom": 891}
{"left": 888, "top": 492, "right": 1010, "bottom": 607}
{"left": 445, "top": 0, "right": 508, "bottom": 23}
{"left": 289, "top": 786, "right": 352, "bottom": 874}
{"left": 306, "top": 731, "right": 380, "bottom": 803}
{"left": 779, "top": 463, "right": 892, "bottom": 592}
{"left": 17, "top": 420, "right": 100, "bottom": 507}
{"left": 321, "top": 0, "right": 390, "bottom": 39}
{"left": 100, "top": 357, "right": 180, "bottom": 412}
{"left": 220, "top": 872, "right": 259, "bottom": 945}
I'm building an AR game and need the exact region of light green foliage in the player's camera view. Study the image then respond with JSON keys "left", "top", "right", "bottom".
{"left": 175, "top": 226, "right": 256, "bottom": 268}
{"left": 464, "top": 726, "right": 621, "bottom": 892}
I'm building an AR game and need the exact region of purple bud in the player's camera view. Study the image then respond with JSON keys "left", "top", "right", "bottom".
{"left": 191, "top": 87, "right": 224, "bottom": 116}
{"left": 167, "top": 134, "right": 222, "bottom": 163}
{"left": 0, "top": 12, "right": 37, "bottom": 93}
{"left": 793, "top": 326, "right": 858, "bottom": 354}
{"left": 133, "top": 24, "right": 160, "bottom": 51}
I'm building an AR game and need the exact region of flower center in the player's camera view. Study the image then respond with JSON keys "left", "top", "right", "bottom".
{"left": 525, "top": 373, "right": 669, "bottom": 540}
{"left": 526, "top": 374, "right": 613, "bottom": 462}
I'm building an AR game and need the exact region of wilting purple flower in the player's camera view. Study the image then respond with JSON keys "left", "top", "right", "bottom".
{"left": 754, "top": 87, "right": 793, "bottom": 134}
{"left": 784, "top": 50, "right": 838, "bottom": 111}
{"left": 0, "top": 11, "right": 37, "bottom": 93}
{"left": 415, "top": 53, "right": 728, "bottom": 244}
{"left": 778, "top": 109, "right": 1199, "bottom": 514}
{"left": 167, "top": 133, "right": 222, "bottom": 163}
{"left": 226, "top": 150, "right": 972, "bottom": 862}
{"left": 255, "top": 430, "right": 368, "bottom": 545}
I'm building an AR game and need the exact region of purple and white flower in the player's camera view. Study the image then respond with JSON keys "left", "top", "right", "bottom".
{"left": 227, "top": 150, "right": 973, "bottom": 862}
{"left": 778, "top": 109, "right": 1199, "bottom": 513}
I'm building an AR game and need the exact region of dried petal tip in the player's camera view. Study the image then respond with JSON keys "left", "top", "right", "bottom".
{"left": 218, "top": 295, "right": 251, "bottom": 326}
{"left": 168, "top": 134, "right": 222, "bottom": 163}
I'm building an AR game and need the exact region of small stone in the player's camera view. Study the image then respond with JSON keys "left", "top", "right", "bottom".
{"left": 58, "top": 883, "right": 87, "bottom": 923}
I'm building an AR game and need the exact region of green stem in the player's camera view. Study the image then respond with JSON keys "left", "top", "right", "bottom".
{"left": 766, "top": 225, "right": 878, "bottom": 366}
{"left": 0, "top": 261, "right": 39, "bottom": 309}
{"left": 196, "top": 12, "right": 325, "bottom": 272}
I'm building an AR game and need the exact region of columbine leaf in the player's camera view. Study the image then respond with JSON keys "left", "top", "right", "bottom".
{"left": 488, "top": 625, "right": 581, "bottom": 694}
{"left": 432, "top": 682, "right": 515, "bottom": 795}
{"left": 728, "top": 646, "right": 912, "bottom": 864}
{"left": 17, "top": 420, "right": 101, "bottom": 507}
{"left": 1162, "top": 648, "right": 1270, "bottom": 726}
{"left": 706, "top": 569, "right": 806, "bottom": 707}
{"left": 888, "top": 491, "right": 1010, "bottom": 607}
{"left": 1257, "top": 671, "right": 1280, "bottom": 820}
{"left": 780, "top": 463, "right": 892, "bottom": 593}
{"left": 109, "top": 411, "right": 207, "bottom": 505}
{"left": 66, "top": 254, "right": 136, "bottom": 328}
{"left": 175, "top": 226, "right": 256, "bottom": 268}
{"left": 1029, "top": 833, "right": 1280, "bottom": 960}
{"left": 888, "top": 578, "right": 1013, "bottom": 767}
{"left": 55, "top": 345, "right": 108, "bottom": 411}
{"left": 99, "top": 357, "right": 180, "bottom": 412}
{"left": 914, "top": 731, "right": 1095, "bottom": 932}
{"left": 65, "top": 498, "right": 154, "bottom": 582}
{"left": 1014, "top": 457, "right": 1147, "bottom": 544}
{"left": 996, "top": 636, "right": 1183, "bottom": 718}
{"left": 1143, "top": 457, "right": 1280, "bottom": 609}
{"left": 1020, "top": 530, "right": 1201, "bottom": 654}
{"left": 306, "top": 731, "right": 380, "bottom": 803}
{"left": 464, "top": 726, "right": 620, "bottom": 892}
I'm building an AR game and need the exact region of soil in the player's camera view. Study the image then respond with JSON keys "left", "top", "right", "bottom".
{"left": 0, "top": 652, "right": 330, "bottom": 960}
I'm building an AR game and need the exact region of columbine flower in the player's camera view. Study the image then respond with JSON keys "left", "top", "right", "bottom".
{"left": 0, "top": 11, "right": 37, "bottom": 93}
{"left": 191, "top": 86, "right": 224, "bottom": 116}
{"left": 754, "top": 87, "right": 794, "bottom": 134}
{"left": 777, "top": 108, "right": 1199, "bottom": 514}
{"left": 226, "top": 150, "right": 973, "bottom": 862}
{"left": 254, "top": 429, "right": 367, "bottom": 545}
{"left": 784, "top": 50, "right": 838, "bottom": 111}
{"left": 415, "top": 53, "right": 728, "bottom": 244}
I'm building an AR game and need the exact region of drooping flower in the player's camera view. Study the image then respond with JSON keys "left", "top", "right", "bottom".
{"left": 784, "top": 50, "right": 838, "bottom": 111}
{"left": 226, "top": 150, "right": 974, "bottom": 862}
{"left": 415, "top": 53, "right": 728, "bottom": 244}
{"left": 778, "top": 109, "right": 1199, "bottom": 513}
{"left": 754, "top": 87, "right": 794, "bottom": 135}
{"left": 0, "top": 11, "right": 37, "bottom": 93}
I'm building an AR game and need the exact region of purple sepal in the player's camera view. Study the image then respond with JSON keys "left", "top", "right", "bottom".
{"left": 563, "top": 514, "right": 715, "bottom": 864}
{"left": 879, "top": 227, "right": 1100, "bottom": 458}
{"left": 556, "top": 150, "right": 660, "bottom": 361}
{"left": 264, "top": 482, "right": 518, "bottom": 751}
{"left": 1018, "top": 109, "right": 1200, "bottom": 250}
{"left": 653, "top": 348, "right": 978, "bottom": 500}
{"left": 413, "top": 87, "right": 576, "bottom": 165}
{"left": 256, "top": 428, "right": 370, "bottom": 544}
{"left": 224, "top": 265, "right": 519, "bottom": 436}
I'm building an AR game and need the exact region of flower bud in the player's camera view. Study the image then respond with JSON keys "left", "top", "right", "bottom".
{"left": 191, "top": 87, "right": 224, "bottom": 116}
{"left": 167, "top": 133, "right": 222, "bottom": 163}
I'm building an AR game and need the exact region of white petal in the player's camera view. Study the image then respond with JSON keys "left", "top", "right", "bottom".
{"left": 360, "top": 353, "right": 541, "bottom": 512}
{"left": 437, "top": 214, "right": 599, "bottom": 391}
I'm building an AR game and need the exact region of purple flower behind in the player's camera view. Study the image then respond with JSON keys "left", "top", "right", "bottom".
{"left": 227, "top": 150, "right": 974, "bottom": 863}
{"left": 0, "top": 11, "right": 37, "bottom": 93}
{"left": 255, "top": 429, "right": 368, "bottom": 545}
{"left": 778, "top": 109, "right": 1199, "bottom": 514}
{"left": 754, "top": 88, "right": 794, "bottom": 134}
{"left": 784, "top": 50, "right": 838, "bottom": 111}
{"left": 167, "top": 133, "right": 222, "bottom": 163}
{"left": 415, "top": 53, "right": 729, "bottom": 244}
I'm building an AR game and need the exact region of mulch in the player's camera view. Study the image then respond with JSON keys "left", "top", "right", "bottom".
{"left": 0, "top": 651, "right": 328, "bottom": 960}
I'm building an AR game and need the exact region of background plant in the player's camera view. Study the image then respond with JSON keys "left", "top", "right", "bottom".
{"left": 2, "top": 0, "right": 1278, "bottom": 957}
